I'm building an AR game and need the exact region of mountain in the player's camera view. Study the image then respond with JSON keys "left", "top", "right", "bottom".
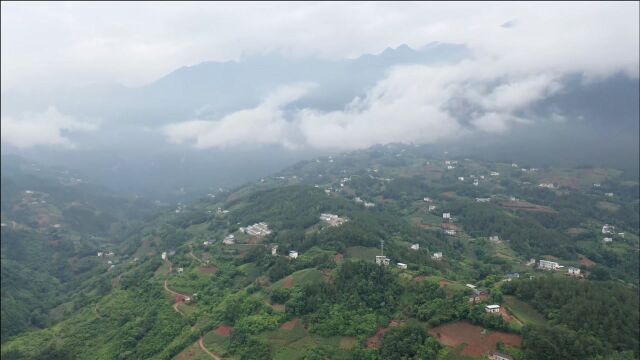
{"left": 1, "top": 145, "right": 638, "bottom": 359}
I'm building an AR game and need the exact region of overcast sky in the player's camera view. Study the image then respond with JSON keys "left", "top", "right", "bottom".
{"left": 2, "top": 1, "right": 638, "bottom": 91}
{"left": 1, "top": 2, "right": 639, "bottom": 150}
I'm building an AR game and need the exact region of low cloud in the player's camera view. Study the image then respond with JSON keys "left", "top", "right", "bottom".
{"left": 162, "top": 59, "right": 566, "bottom": 150}
{"left": 1, "top": 107, "right": 98, "bottom": 149}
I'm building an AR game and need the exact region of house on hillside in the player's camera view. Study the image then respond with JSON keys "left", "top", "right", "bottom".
{"left": 410, "top": 243, "right": 420, "bottom": 250}
{"left": 442, "top": 213, "right": 451, "bottom": 220}
{"left": 428, "top": 205, "right": 437, "bottom": 212}
{"left": 602, "top": 224, "right": 615, "bottom": 234}
{"left": 489, "top": 352, "right": 514, "bottom": 360}
{"left": 485, "top": 304, "right": 501, "bottom": 313}
{"left": 489, "top": 235, "right": 500, "bottom": 242}
{"left": 567, "top": 267, "right": 581, "bottom": 276}
{"left": 289, "top": 250, "right": 298, "bottom": 259}
{"left": 97, "top": 252, "right": 104, "bottom": 257}
{"left": 538, "top": 260, "right": 561, "bottom": 270}
{"left": 476, "top": 197, "right": 491, "bottom": 203}
{"left": 397, "top": 262, "right": 407, "bottom": 270}
{"left": 223, "top": 234, "right": 235, "bottom": 245}
{"left": 376, "top": 256, "right": 390, "bottom": 266}
{"left": 490, "top": 171, "right": 500, "bottom": 176}
{"left": 177, "top": 267, "right": 184, "bottom": 274}
{"left": 271, "top": 245, "right": 278, "bottom": 256}
{"left": 469, "top": 288, "right": 490, "bottom": 304}
{"left": 458, "top": 177, "right": 465, "bottom": 181}
{"left": 161, "top": 252, "right": 167, "bottom": 261}
{"left": 506, "top": 273, "right": 520, "bottom": 281}
{"left": 605, "top": 192, "right": 614, "bottom": 197}
{"left": 432, "top": 252, "right": 443, "bottom": 261}
{"left": 447, "top": 165, "right": 455, "bottom": 170}
{"left": 603, "top": 237, "right": 613, "bottom": 244}
{"left": 444, "top": 229, "right": 456, "bottom": 236}
{"left": 423, "top": 197, "right": 433, "bottom": 202}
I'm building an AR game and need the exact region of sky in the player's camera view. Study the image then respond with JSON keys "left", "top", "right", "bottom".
{"left": 1, "top": 1, "right": 639, "bottom": 150}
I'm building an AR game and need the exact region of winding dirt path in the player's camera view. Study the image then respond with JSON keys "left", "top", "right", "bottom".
{"left": 198, "top": 336, "right": 221, "bottom": 360}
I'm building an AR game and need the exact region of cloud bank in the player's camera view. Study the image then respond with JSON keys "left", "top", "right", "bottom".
{"left": 1, "top": 107, "right": 98, "bottom": 149}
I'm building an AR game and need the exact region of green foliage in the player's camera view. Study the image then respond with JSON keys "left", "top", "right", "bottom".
{"left": 380, "top": 325, "right": 441, "bottom": 360}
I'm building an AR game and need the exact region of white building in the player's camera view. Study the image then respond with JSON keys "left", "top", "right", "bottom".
{"left": 603, "top": 237, "right": 613, "bottom": 243}
{"left": 476, "top": 198, "right": 491, "bottom": 203}
{"left": 485, "top": 304, "right": 501, "bottom": 313}
{"left": 605, "top": 192, "right": 614, "bottom": 197}
{"left": 538, "top": 260, "right": 560, "bottom": 270}
{"left": 428, "top": 205, "right": 437, "bottom": 212}
{"left": 473, "top": 179, "right": 479, "bottom": 186}
{"left": 489, "top": 236, "right": 500, "bottom": 242}
{"left": 289, "top": 250, "right": 298, "bottom": 259}
{"left": 444, "top": 229, "right": 456, "bottom": 236}
{"left": 458, "top": 177, "right": 465, "bottom": 181}
{"left": 161, "top": 252, "right": 167, "bottom": 261}
{"left": 203, "top": 240, "right": 214, "bottom": 246}
{"left": 354, "top": 197, "right": 364, "bottom": 203}
{"left": 364, "top": 202, "right": 376, "bottom": 208}
{"left": 245, "top": 222, "right": 271, "bottom": 236}
{"left": 593, "top": 183, "right": 601, "bottom": 188}
{"left": 432, "top": 252, "right": 443, "bottom": 261}
{"left": 223, "top": 234, "right": 236, "bottom": 245}
{"left": 489, "top": 352, "right": 514, "bottom": 360}
{"left": 602, "top": 224, "right": 615, "bottom": 234}
{"left": 375, "top": 255, "right": 390, "bottom": 266}
{"left": 442, "top": 213, "right": 451, "bottom": 220}
{"left": 97, "top": 252, "right": 104, "bottom": 257}
{"left": 320, "top": 213, "right": 347, "bottom": 227}
{"left": 177, "top": 267, "right": 184, "bottom": 274}
{"left": 410, "top": 243, "right": 420, "bottom": 250}
{"left": 423, "top": 197, "right": 433, "bottom": 203}
{"left": 511, "top": 163, "right": 518, "bottom": 168}
{"left": 538, "top": 183, "right": 556, "bottom": 189}
{"left": 490, "top": 171, "right": 500, "bottom": 176}
{"left": 567, "top": 267, "right": 581, "bottom": 276}
{"left": 447, "top": 165, "right": 455, "bottom": 170}
{"left": 397, "top": 262, "right": 407, "bottom": 270}
{"left": 271, "top": 245, "right": 278, "bottom": 256}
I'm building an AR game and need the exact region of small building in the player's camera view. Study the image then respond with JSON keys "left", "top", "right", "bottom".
{"left": 602, "top": 224, "right": 615, "bottom": 234}
{"left": 177, "top": 267, "right": 184, "bottom": 274}
{"left": 538, "top": 260, "right": 560, "bottom": 270}
{"left": 593, "top": 183, "right": 601, "bottom": 188}
{"left": 375, "top": 255, "right": 390, "bottom": 266}
{"left": 618, "top": 232, "right": 625, "bottom": 238}
{"left": 526, "top": 258, "right": 536, "bottom": 266}
{"left": 107, "top": 260, "right": 113, "bottom": 265}
{"left": 485, "top": 304, "right": 501, "bottom": 313}
{"left": 490, "top": 171, "right": 500, "bottom": 176}
{"left": 476, "top": 197, "right": 490, "bottom": 203}
{"left": 444, "top": 229, "right": 456, "bottom": 236}
{"left": 442, "top": 213, "right": 451, "bottom": 220}
{"left": 511, "top": 163, "right": 518, "bottom": 168}
{"left": 538, "top": 183, "right": 555, "bottom": 189}
{"left": 489, "top": 235, "right": 500, "bottom": 242}
{"left": 97, "top": 252, "right": 104, "bottom": 257}
{"left": 161, "top": 252, "right": 167, "bottom": 261}
{"left": 473, "top": 179, "right": 479, "bottom": 186}
{"left": 397, "top": 262, "right": 407, "bottom": 270}
{"left": 489, "top": 352, "right": 514, "bottom": 360}
{"left": 223, "top": 234, "right": 236, "bottom": 245}
{"left": 271, "top": 245, "right": 278, "bottom": 256}
{"left": 458, "top": 176, "right": 465, "bottom": 181}
{"left": 506, "top": 273, "right": 520, "bottom": 281}
{"left": 203, "top": 240, "right": 214, "bottom": 246}
{"left": 567, "top": 267, "right": 580, "bottom": 276}
{"left": 604, "top": 192, "right": 614, "bottom": 197}
{"left": 447, "top": 165, "right": 455, "bottom": 170}
{"left": 288, "top": 250, "right": 299, "bottom": 259}
{"left": 469, "top": 288, "right": 490, "bottom": 304}
{"left": 410, "top": 243, "right": 420, "bottom": 250}
{"left": 432, "top": 252, "right": 443, "bottom": 261}
{"left": 423, "top": 197, "right": 433, "bottom": 202}
{"left": 603, "top": 237, "right": 613, "bottom": 243}
{"left": 364, "top": 202, "right": 376, "bottom": 208}
{"left": 428, "top": 205, "right": 437, "bottom": 212}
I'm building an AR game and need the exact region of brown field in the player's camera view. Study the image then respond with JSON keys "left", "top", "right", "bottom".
{"left": 214, "top": 325, "right": 233, "bottom": 337}
{"left": 579, "top": 254, "right": 596, "bottom": 268}
{"left": 438, "top": 279, "right": 453, "bottom": 288}
{"left": 428, "top": 321, "right": 522, "bottom": 357}
{"left": 441, "top": 223, "right": 459, "bottom": 230}
{"left": 280, "top": 317, "right": 301, "bottom": 330}
{"left": 499, "top": 200, "right": 555, "bottom": 213}
{"left": 198, "top": 266, "right": 219, "bottom": 275}
{"left": 366, "top": 320, "right": 403, "bottom": 349}
{"left": 282, "top": 276, "right": 295, "bottom": 288}
{"left": 334, "top": 253, "right": 344, "bottom": 263}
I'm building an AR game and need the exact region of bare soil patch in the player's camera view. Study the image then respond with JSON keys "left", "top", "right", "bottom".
{"left": 214, "top": 325, "right": 233, "bottom": 337}
{"left": 283, "top": 276, "right": 294, "bottom": 289}
{"left": 428, "top": 321, "right": 522, "bottom": 357}
{"left": 579, "top": 254, "right": 596, "bottom": 268}
{"left": 366, "top": 320, "right": 403, "bottom": 349}
{"left": 198, "top": 266, "right": 219, "bottom": 275}
{"left": 499, "top": 200, "right": 555, "bottom": 213}
{"left": 280, "top": 317, "right": 300, "bottom": 330}
{"left": 334, "top": 253, "right": 344, "bottom": 263}
{"left": 438, "top": 279, "right": 453, "bottom": 288}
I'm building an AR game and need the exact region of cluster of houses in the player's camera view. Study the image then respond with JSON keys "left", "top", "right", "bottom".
{"left": 319, "top": 213, "right": 348, "bottom": 227}
{"left": 223, "top": 234, "right": 235, "bottom": 245}
{"left": 354, "top": 197, "right": 375, "bottom": 208}
{"left": 240, "top": 222, "right": 271, "bottom": 236}
{"left": 536, "top": 259, "right": 582, "bottom": 277}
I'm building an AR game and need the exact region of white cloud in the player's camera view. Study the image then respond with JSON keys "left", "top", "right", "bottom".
{"left": 162, "top": 83, "right": 314, "bottom": 149}
{"left": 1, "top": 107, "right": 98, "bottom": 149}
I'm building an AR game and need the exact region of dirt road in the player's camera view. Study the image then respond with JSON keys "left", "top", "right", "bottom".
{"left": 198, "top": 336, "right": 221, "bottom": 360}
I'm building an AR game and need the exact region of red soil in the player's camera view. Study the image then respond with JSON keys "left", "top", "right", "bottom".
{"left": 366, "top": 320, "right": 403, "bottom": 349}
{"left": 198, "top": 266, "right": 219, "bottom": 274}
{"left": 441, "top": 223, "right": 459, "bottom": 230}
{"left": 282, "top": 276, "right": 294, "bottom": 289}
{"left": 500, "top": 200, "right": 555, "bottom": 213}
{"left": 428, "top": 322, "right": 522, "bottom": 357}
{"left": 334, "top": 253, "right": 344, "bottom": 263}
{"left": 579, "top": 254, "right": 596, "bottom": 268}
{"left": 214, "top": 325, "right": 233, "bottom": 337}
{"left": 280, "top": 317, "right": 300, "bottom": 330}
{"left": 438, "top": 279, "right": 453, "bottom": 288}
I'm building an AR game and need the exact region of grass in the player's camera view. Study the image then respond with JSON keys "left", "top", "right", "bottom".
{"left": 269, "top": 268, "right": 324, "bottom": 289}
{"left": 257, "top": 322, "right": 346, "bottom": 360}
{"left": 504, "top": 295, "right": 546, "bottom": 326}
{"left": 344, "top": 246, "right": 382, "bottom": 262}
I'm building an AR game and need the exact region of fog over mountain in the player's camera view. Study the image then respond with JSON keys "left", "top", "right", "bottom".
{"left": 1, "top": 2, "right": 638, "bottom": 200}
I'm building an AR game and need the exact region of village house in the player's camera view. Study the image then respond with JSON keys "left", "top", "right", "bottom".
{"left": 618, "top": 232, "right": 625, "bottom": 238}
{"left": 423, "top": 197, "right": 433, "bottom": 202}
{"left": 354, "top": 197, "right": 364, "bottom": 203}
{"left": 469, "top": 288, "right": 490, "bottom": 304}
{"left": 458, "top": 176, "right": 465, "bottom": 181}
{"left": 397, "top": 262, "right": 407, "bottom": 270}
{"left": 177, "top": 267, "right": 184, "bottom": 274}
{"left": 490, "top": 171, "right": 500, "bottom": 176}
{"left": 511, "top": 163, "right": 518, "bottom": 168}
{"left": 442, "top": 212, "right": 451, "bottom": 220}
{"left": 538, "top": 183, "right": 555, "bottom": 189}
{"left": 410, "top": 243, "right": 420, "bottom": 250}
{"left": 432, "top": 252, "right": 443, "bottom": 261}
{"left": 161, "top": 252, "right": 167, "bottom": 261}
{"left": 223, "top": 234, "right": 235, "bottom": 245}
{"left": 271, "top": 245, "right": 278, "bottom": 256}
{"left": 506, "top": 273, "right": 520, "bottom": 281}
{"left": 107, "top": 260, "right": 113, "bottom": 265}
{"left": 476, "top": 198, "right": 491, "bottom": 203}
{"left": 203, "top": 240, "right": 214, "bottom": 246}
{"left": 444, "top": 229, "right": 456, "bottom": 236}
{"left": 447, "top": 165, "right": 455, "bottom": 170}
{"left": 485, "top": 304, "right": 501, "bottom": 313}
{"left": 289, "top": 250, "right": 298, "bottom": 259}
{"left": 320, "top": 213, "right": 348, "bottom": 227}
{"left": 473, "top": 179, "right": 479, "bottom": 186}
{"left": 567, "top": 267, "right": 581, "bottom": 276}
{"left": 489, "top": 235, "right": 500, "bottom": 242}
{"left": 375, "top": 255, "right": 390, "bottom": 266}
{"left": 428, "top": 205, "right": 437, "bottom": 212}
{"left": 593, "top": 183, "right": 601, "bottom": 188}
{"left": 489, "top": 352, "right": 514, "bottom": 360}
{"left": 364, "top": 201, "right": 376, "bottom": 208}
{"left": 603, "top": 237, "right": 613, "bottom": 243}
{"left": 97, "top": 252, "right": 104, "bottom": 257}
{"left": 538, "top": 260, "right": 561, "bottom": 270}
{"left": 244, "top": 222, "right": 271, "bottom": 236}
{"left": 605, "top": 192, "right": 614, "bottom": 197}
{"left": 602, "top": 224, "right": 615, "bottom": 234}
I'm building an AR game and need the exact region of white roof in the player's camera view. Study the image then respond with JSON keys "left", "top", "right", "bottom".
{"left": 486, "top": 304, "right": 500, "bottom": 309}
